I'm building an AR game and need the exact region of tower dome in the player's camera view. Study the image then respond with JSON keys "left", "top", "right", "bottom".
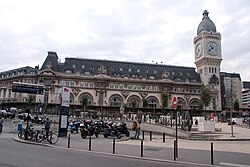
{"left": 197, "top": 10, "right": 216, "bottom": 35}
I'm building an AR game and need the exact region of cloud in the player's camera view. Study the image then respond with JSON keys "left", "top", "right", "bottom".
{"left": 0, "top": 0, "right": 249, "bottom": 81}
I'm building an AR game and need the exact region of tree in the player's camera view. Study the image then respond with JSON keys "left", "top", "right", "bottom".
{"left": 142, "top": 97, "right": 148, "bottom": 113}
{"left": 81, "top": 97, "right": 88, "bottom": 113}
{"left": 131, "top": 99, "right": 136, "bottom": 112}
{"left": 234, "top": 99, "right": 239, "bottom": 111}
{"left": 199, "top": 84, "right": 212, "bottom": 110}
{"left": 161, "top": 93, "right": 168, "bottom": 113}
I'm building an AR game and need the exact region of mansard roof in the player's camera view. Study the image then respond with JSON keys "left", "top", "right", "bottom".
{"left": 41, "top": 53, "right": 201, "bottom": 83}
{"left": 0, "top": 66, "right": 38, "bottom": 79}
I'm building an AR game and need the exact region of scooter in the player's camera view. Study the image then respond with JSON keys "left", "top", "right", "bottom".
{"left": 69, "top": 121, "right": 79, "bottom": 133}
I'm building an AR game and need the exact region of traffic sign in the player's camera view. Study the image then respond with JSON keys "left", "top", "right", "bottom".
{"left": 172, "top": 96, "right": 177, "bottom": 110}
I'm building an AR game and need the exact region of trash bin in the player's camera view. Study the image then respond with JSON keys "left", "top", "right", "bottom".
{"left": 17, "top": 120, "right": 23, "bottom": 132}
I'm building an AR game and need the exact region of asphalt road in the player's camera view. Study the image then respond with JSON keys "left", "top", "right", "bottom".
{"left": 0, "top": 138, "right": 208, "bottom": 167}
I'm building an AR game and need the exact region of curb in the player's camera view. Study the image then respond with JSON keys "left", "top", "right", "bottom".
{"left": 13, "top": 137, "right": 221, "bottom": 167}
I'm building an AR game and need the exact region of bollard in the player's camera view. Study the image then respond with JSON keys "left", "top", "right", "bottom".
{"left": 141, "top": 140, "right": 143, "bottom": 157}
{"left": 150, "top": 131, "right": 152, "bottom": 141}
{"left": 67, "top": 134, "right": 71, "bottom": 148}
{"left": 142, "top": 131, "right": 144, "bottom": 140}
{"left": 113, "top": 138, "right": 115, "bottom": 154}
{"left": 174, "top": 140, "right": 176, "bottom": 161}
{"left": 163, "top": 133, "right": 165, "bottom": 143}
{"left": 211, "top": 142, "right": 214, "bottom": 165}
{"left": 89, "top": 136, "right": 92, "bottom": 151}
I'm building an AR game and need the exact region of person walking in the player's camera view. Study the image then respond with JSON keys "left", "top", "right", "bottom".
{"left": 44, "top": 118, "right": 51, "bottom": 138}
{"left": 135, "top": 120, "right": 141, "bottom": 139}
{"left": 132, "top": 120, "right": 141, "bottom": 139}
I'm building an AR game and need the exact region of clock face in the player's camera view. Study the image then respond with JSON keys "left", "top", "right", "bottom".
{"left": 207, "top": 41, "right": 218, "bottom": 55}
{"left": 195, "top": 44, "right": 202, "bottom": 58}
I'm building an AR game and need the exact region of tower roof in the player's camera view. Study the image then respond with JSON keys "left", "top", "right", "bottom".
{"left": 197, "top": 10, "right": 217, "bottom": 35}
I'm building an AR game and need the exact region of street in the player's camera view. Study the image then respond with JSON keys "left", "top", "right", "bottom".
{"left": 0, "top": 138, "right": 207, "bottom": 167}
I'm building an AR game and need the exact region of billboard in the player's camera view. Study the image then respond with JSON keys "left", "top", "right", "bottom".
{"left": 61, "top": 87, "right": 70, "bottom": 107}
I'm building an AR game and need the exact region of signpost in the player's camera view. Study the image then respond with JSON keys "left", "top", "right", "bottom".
{"left": 58, "top": 87, "right": 70, "bottom": 137}
{"left": 173, "top": 96, "right": 178, "bottom": 158}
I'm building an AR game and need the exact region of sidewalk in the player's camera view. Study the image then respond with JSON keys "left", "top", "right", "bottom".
{"left": 1, "top": 118, "right": 250, "bottom": 166}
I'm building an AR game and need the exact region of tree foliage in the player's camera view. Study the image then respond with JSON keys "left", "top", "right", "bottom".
{"left": 199, "top": 84, "right": 212, "bottom": 110}
{"left": 161, "top": 93, "right": 168, "bottom": 109}
{"left": 234, "top": 99, "right": 239, "bottom": 111}
{"left": 142, "top": 97, "right": 148, "bottom": 112}
{"left": 81, "top": 97, "right": 88, "bottom": 112}
{"left": 131, "top": 99, "right": 136, "bottom": 112}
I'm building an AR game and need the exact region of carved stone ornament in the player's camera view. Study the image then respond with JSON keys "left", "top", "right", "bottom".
{"left": 121, "top": 91, "right": 130, "bottom": 98}
{"left": 139, "top": 92, "right": 148, "bottom": 98}
{"left": 98, "top": 65, "right": 107, "bottom": 75}
{"left": 46, "top": 62, "right": 53, "bottom": 70}
{"left": 72, "top": 88, "right": 80, "bottom": 96}
{"left": 161, "top": 70, "right": 171, "bottom": 80}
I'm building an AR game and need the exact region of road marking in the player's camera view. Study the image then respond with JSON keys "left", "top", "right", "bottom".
{"left": 219, "top": 162, "right": 250, "bottom": 167}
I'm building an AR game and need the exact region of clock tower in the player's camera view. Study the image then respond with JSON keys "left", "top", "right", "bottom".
{"left": 194, "top": 10, "right": 222, "bottom": 111}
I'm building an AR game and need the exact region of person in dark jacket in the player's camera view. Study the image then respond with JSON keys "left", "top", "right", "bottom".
{"left": 44, "top": 118, "right": 51, "bottom": 138}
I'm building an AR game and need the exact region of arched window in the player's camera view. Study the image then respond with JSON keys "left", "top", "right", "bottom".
{"left": 189, "top": 99, "right": 199, "bottom": 109}
{"left": 110, "top": 95, "right": 122, "bottom": 107}
{"left": 147, "top": 97, "right": 158, "bottom": 108}
{"left": 128, "top": 96, "right": 140, "bottom": 108}
{"left": 79, "top": 94, "right": 93, "bottom": 106}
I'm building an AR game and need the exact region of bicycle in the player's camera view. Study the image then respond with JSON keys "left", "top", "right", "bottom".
{"left": 18, "top": 126, "right": 38, "bottom": 142}
{"left": 36, "top": 128, "right": 58, "bottom": 144}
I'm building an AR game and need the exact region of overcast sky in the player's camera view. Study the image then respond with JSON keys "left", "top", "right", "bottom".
{"left": 0, "top": 0, "right": 249, "bottom": 81}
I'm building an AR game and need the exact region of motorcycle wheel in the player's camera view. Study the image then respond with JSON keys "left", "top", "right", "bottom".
{"left": 125, "top": 131, "right": 130, "bottom": 137}
{"left": 95, "top": 133, "right": 99, "bottom": 138}
{"left": 81, "top": 132, "right": 88, "bottom": 139}
{"left": 104, "top": 134, "right": 108, "bottom": 138}
{"left": 117, "top": 134, "right": 121, "bottom": 139}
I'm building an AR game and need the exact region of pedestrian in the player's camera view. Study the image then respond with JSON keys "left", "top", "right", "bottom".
{"left": 44, "top": 118, "right": 51, "bottom": 138}
{"left": 132, "top": 120, "right": 141, "bottom": 139}
{"left": 0, "top": 116, "right": 3, "bottom": 133}
{"left": 135, "top": 120, "right": 141, "bottom": 139}
{"left": 188, "top": 118, "right": 193, "bottom": 132}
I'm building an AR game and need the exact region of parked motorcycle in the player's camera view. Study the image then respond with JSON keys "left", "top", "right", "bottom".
{"left": 117, "top": 122, "right": 130, "bottom": 137}
{"left": 80, "top": 120, "right": 99, "bottom": 138}
{"left": 69, "top": 121, "right": 79, "bottom": 133}
{"left": 103, "top": 122, "right": 122, "bottom": 139}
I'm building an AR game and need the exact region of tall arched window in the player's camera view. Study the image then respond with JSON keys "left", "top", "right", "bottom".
{"left": 147, "top": 97, "right": 158, "bottom": 108}
{"left": 79, "top": 94, "right": 93, "bottom": 106}
{"left": 110, "top": 95, "right": 122, "bottom": 107}
{"left": 128, "top": 96, "right": 140, "bottom": 108}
